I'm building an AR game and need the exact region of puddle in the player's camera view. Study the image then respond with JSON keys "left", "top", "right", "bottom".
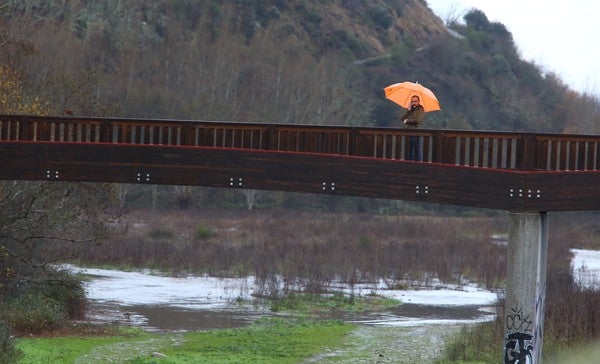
{"left": 84, "top": 301, "right": 254, "bottom": 331}
{"left": 350, "top": 303, "right": 496, "bottom": 327}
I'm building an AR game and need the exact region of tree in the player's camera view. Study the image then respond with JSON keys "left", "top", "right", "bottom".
{"left": 0, "top": 65, "right": 49, "bottom": 115}
{"left": 564, "top": 91, "right": 600, "bottom": 134}
{"left": 171, "top": 185, "right": 195, "bottom": 210}
{"left": 0, "top": 26, "right": 117, "bottom": 337}
{"left": 464, "top": 9, "right": 490, "bottom": 32}
{"left": 0, "top": 181, "right": 114, "bottom": 295}
{"left": 241, "top": 189, "right": 264, "bottom": 210}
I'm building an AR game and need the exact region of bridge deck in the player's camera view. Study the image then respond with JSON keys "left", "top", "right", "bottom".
{"left": 1, "top": 114, "right": 599, "bottom": 211}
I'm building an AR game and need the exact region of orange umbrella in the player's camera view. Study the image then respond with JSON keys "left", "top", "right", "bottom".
{"left": 384, "top": 81, "right": 441, "bottom": 112}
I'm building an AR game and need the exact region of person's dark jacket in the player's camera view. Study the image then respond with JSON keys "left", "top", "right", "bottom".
{"left": 401, "top": 105, "right": 425, "bottom": 128}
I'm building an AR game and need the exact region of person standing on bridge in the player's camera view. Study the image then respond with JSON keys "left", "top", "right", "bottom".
{"left": 401, "top": 95, "right": 425, "bottom": 161}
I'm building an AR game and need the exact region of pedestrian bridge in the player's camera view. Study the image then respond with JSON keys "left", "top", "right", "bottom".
{"left": 2, "top": 113, "right": 598, "bottom": 362}
{"left": 1, "top": 114, "right": 598, "bottom": 211}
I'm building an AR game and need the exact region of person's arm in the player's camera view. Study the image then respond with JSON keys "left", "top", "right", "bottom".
{"left": 401, "top": 110, "right": 409, "bottom": 122}
{"left": 412, "top": 107, "right": 425, "bottom": 127}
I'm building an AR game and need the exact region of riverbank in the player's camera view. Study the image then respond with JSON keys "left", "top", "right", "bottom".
{"left": 13, "top": 264, "right": 498, "bottom": 363}
{"left": 13, "top": 205, "right": 600, "bottom": 363}
{"left": 15, "top": 247, "right": 600, "bottom": 363}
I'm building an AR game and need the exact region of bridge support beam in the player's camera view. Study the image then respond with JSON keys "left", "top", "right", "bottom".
{"left": 504, "top": 211, "right": 548, "bottom": 363}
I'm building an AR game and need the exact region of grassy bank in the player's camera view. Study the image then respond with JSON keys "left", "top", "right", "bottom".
{"left": 270, "top": 291, "right": 400, "bottom": 313}
{"left": 16, "top": 319, "right": 354, "bottom": 363}
{"left": 16, "top": 327, "right": 148, "bottom": 364}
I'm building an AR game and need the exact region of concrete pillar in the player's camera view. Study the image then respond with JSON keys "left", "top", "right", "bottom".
{"left": 504, "top": 211, "right": 548, "bottom": 364}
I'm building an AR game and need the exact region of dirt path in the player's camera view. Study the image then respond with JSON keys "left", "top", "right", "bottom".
{"left": 304, "top": 324, "right": 463, "bottom": 363}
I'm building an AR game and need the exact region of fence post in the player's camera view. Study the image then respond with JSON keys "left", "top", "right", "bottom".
{"left": 518, "top": 134, "right": 537, "bottom": 170}
{"left": 504, "top": 211, "right": 548, "bottom": 363}
{"left": 431, "top": 130, "right": 442, "bottom": 164}
{"left": 100, "top": 120, "right": 112, "bottom": 143}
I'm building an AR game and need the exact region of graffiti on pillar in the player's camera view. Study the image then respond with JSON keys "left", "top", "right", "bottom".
{"left": 505, "top": 302, "right": 533, "bottom": 363}
{"left": 504, "top": 332, "right": 533, "bottom": 364}
{"left": 506, "top": 301, "right": 533, "bottom": 333}
{"left": 534, "top": 285, "right": 546, "bottom": 361}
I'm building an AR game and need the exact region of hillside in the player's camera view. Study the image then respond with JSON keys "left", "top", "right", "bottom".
{"left": 1, "top": 0, "right": 599, "bottom": 133}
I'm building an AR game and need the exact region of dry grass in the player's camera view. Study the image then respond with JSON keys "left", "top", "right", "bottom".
{"left": 69, "top": 208, "right": 508, "bottom": 293}
{"left": 64, "top": 210, "right": 599, "bottom": 295}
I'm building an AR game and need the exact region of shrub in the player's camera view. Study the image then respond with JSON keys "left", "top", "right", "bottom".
{"left": 195, "top": 225, "right": 214, "bottom": 240}
{"left": 331, "top": 30, "right": 364, "bottom": 55}
{"left": 2, "top": 292, "right": 67, "bottom": 334}
{"left": 367, "top": 5, "right": 393, "bottom": 29}
{"left": 442, "top": 300, "right": 504, "bottom": 362}
{"left": 45, "top": 271, "right": 87, "bottom": 319}
{"left": 0, "top": 270, "right": 86, "bottom": 334}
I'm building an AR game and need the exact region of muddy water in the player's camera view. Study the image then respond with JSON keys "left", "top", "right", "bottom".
{"left": 86, "top": 301, "right": 268, "bottom": 331}
{"left": 64, "top": 264, "right": 498, "bottom": 332}
{"left": 351, "top": 303, "right": 494, "bottom": 326}
{"left": 87, "top": 301, "right": 494, "bottom": 332}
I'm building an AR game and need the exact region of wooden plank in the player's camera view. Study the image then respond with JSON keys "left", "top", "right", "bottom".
{"left": 0, "top": 141, "right": 526, "bottom": 211}
{"left": 525, "top": 172, "right": 600, "bottom": 211}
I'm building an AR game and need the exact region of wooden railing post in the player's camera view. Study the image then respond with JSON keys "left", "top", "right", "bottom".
{"left": 17, "top": 116, "right": 27, "bottom": 141}
{"left": 267, "top": 126, "right": 276, "bottom": 150}
{"left": 349, "top": 129, "right": 359, "bottom": 157}
{"left": 519, "top": 134, "right": 537, "bottom": 170}
{"left": 431, "top": 130, "right": 443, "bottom": 164}
{"left": 182, "top": 122, "right": 194, "bottom": 146}
{"left": 100, "top": 120, "right": 112, "bottom": 143}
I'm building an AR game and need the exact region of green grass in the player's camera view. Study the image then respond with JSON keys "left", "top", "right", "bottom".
{"left": 128, "top": 318, "right": 354, "bottom": 363}
{"left": 270, "top": 292, "right": 400, "bottom": 313}
{"left": 16, "top": 327, "right": 151, "bottom": 364}
{"left": 16, "top": 319, "right": 354, "bottom": 364}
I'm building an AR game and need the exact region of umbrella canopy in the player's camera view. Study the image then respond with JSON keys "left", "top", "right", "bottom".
{"left": 384, "top": 81, "right": 441, "bottom": 112}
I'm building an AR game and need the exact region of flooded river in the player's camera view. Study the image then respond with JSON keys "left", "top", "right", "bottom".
{"left": 64, "top": 265, "right": 497, "bottom": 332}
{"left": 62, "top": 248, "right": 599, "bottom": 333}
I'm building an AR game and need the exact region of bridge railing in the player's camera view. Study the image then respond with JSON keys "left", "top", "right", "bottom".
{"left": 1, "top": 114, "right": 599, "bottom": 171}
{"left": 533, "top": 134, "right": 599, "bottom": 171}
{"left": 437, "top": 131, "right": 522, "bottom": 169}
